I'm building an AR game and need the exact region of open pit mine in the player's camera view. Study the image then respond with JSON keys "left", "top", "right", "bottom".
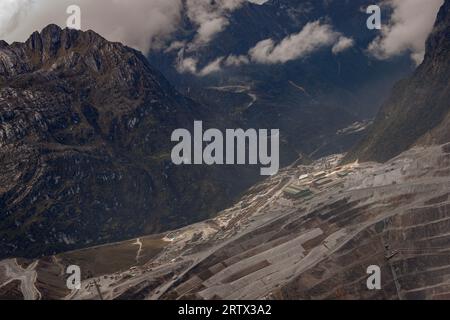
{"left": 1, "top": 142, "right": 450, "bottom": 300}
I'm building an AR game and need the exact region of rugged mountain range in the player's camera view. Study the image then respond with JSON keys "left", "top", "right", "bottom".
{"left": 346, "top": 0, "right": 450, "bottom": 163}
{"left": 0, "top": 0, "right": 410, "bottom": 260}
{"left": 0, "top": 0, "right": 449, "bottom": 300}
{"left": 0, "top": 25, "right": 259, "bottom": 259}
{"left": 149, "top": 0, "right": 413, "bottom": 160}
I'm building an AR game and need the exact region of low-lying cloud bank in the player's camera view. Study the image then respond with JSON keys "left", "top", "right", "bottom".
{"left": 368, "top": 0, "right": 444, "bottom": 65}
{"left": 178, "top": 21, "right": 354, "bottom": 76}
{"left": 249, "top": 21, "right": 353, "bottom": 64}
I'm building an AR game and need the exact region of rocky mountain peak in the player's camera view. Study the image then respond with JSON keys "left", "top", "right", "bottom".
{"left": 0, "top": 25, "right": 256, "bottom": 259}
{"left": 0, "top": 25, "right": 144, "bottom": 80}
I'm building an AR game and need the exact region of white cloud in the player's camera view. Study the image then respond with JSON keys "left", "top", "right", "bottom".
{"left": 194, "top": 16, "right": 229, "bottom": 46}
{"left": 332, "top": 36, "right": 355, "bottom": 55}
{"left": 248, "top": 21, "right": 353, "bottom": 64}
{"left": 176, "top": 55, "right": 225, "bottom": 76}
{"left": 177, "top": 20, "right": 354, "bottom": 76}
{"left": 0, "top": 0, "right": 33, "bottom": 38}
{"left": 164, "top": 40, "right": 186, "bottom": 53}
{"left": 176, "top": 52, "right": 198, "bottom": 74}
{"left": 198, "top": 57, "right": 225, "bottom": 76}
{"left": 224, "top": 54, "right": 250, "bottom": 67}
{"left": 185, "top": 0, "right": 246, "bottom": 50}
{"left": 247, "top": 0, "right": 268, "bottom": 4}
{"left": 367, "top": 0, "right": 444, "bottom": 65}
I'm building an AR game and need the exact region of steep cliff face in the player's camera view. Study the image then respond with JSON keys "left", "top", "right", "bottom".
{"left": 346, "top": 0, "right": 450, "bottom": 163}
{"left": 0, "top": 25, "right": 257, "bottom": 259}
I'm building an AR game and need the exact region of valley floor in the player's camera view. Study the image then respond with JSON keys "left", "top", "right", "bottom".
{"left": 1, "top": 143, "right": 450, "bottom": 300}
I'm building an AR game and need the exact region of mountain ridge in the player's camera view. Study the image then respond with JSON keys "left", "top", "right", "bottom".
{"left": 0, "top": 25, "right": 259, "bottom": 259}
{"left": 345, "top": 0, "right": 450, "bottom": 163}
